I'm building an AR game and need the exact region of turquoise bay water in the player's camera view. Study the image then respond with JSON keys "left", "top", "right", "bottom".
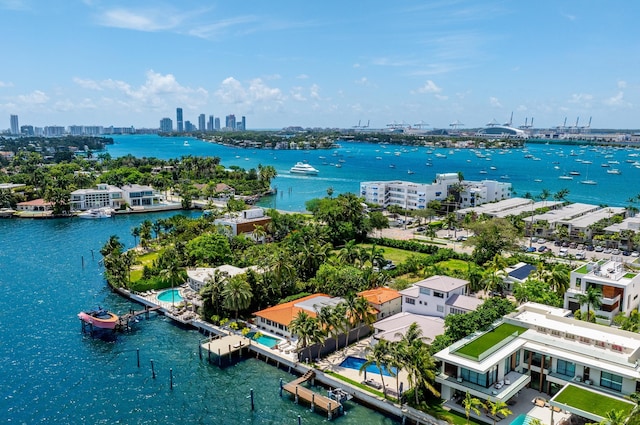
{"left": 107, "top": 135, "right": 640, "bottom": 211}
{"left": 157, "top": 289, "right": 183, "bottom": 303}
{"left": 0, "top": 214, "right": 397, "bottom": 424}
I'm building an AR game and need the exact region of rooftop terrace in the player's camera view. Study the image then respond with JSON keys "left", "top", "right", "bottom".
{"left": 453, "top": 323, "right": 527, "bottom": 360}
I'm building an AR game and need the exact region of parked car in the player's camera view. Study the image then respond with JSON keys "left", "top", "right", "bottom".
{"left": 416, "top": 227, "right": 426, "bottom": 232}
{"left": 554, "top": 240, "right": 562, "bottom": 246}
{"left": 577, "top": 244, "right": 584, "bottom": 250}
{"left": 537, "top": 238, "right": 547, "bottom": 243}
{"left": 575, "top": 252, "right": 586, "bottom": 260}
{"left": 622, "top": 251, "right": 631, "bottom": 256}
{"left": 526, "top": 247, "right": 537, "bottom": 253}
{"left": 538, "top": 245, "right": 548, "bottom": 252}
{"left": 558, "top": 248, "right": 568, "bottom": 257}
{"left": 603, "top": 248, "right": 613, "bottom": 254}
{"left": 562, "top": 242, "right": 570, "bottom": 248}
{"left": 569, "top": 242, "right": 578, "bottom": 249}
{"left": 595, "top": 246, "right": 604, "bottom": 252}
{"left": 632, "top": 251, "right": 640, "bottom": 257}
{"left": 586, "top": 245, "right": 595, "bottom": 251}
{"left": 611, "top": 249, "right": 621, "bottom": 255}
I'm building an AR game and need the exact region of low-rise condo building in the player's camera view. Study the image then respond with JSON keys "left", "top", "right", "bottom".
{"left": 360, "top": 173, "right": 511, "bottom": 211}
{"left": 564, "top": 258, "right": 640, "bottom": 320}
{"left": 435, "top": 303, "right": 637, "bottom": 422}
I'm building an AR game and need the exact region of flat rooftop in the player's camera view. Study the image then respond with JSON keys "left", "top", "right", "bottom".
{"left": 453, "top": 323, "right": 527, "bottom": 360}
{"left": 551, "top": 384, "right": 634, "bottom": 421}
{"left": 457, "top": 197, "right": 533, "bottom": 217}
{"left": 493, "top": 201, "right": 561, "bottom": 218}
{"left": 523, "top": 203, "right": 600, "bottom": 224}
{"left": 563, "top": 206, "right": 626, "bottom": 228}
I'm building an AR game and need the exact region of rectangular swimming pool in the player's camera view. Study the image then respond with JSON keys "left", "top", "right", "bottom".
{"left": 246, "top": 331, "right": 281, "bottom": 349}
{"left": 339, "top": 356, "right": 397, "bottom": 377}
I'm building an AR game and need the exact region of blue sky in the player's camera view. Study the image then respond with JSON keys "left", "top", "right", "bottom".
{"left": 1, "top": 0, "right": 639, "bottom": 130}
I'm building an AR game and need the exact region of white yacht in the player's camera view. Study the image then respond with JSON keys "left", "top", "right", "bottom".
{"left": 289, "top": 162, "right": 319, "bottom": 175}
{"left": 78, "top": 207, "right": 114, "bottom": 219}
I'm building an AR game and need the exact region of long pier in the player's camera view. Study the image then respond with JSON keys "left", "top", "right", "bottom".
{"left": 281, "top": 370, "right": 343, "bottom": 420}
{"left": 117, "top": 306, "right": 161, "bottom": 330}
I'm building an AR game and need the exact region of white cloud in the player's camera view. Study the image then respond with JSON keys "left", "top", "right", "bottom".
{"left": 415, "top": 80, "right": 442, "bottom": 94}
{"left": 489, "top": 97, "right": 502, "bottom": 108}
{"left": 435, "top": 94, "right": 449, "bottom": 101}
{"left": 98, "top": 8, "right": 184, "bottom": 32}
{"left": 290, "top": 87, "right": 306, "bottom": 102}
{"left": 604, "top": 91, "right": 630, "bottom": 107}
{"left": 296, "top": 74, "right": 309, "bottom": 80}
{"left": 16, "top": 90, "right": 49, "bottom": 105}
{"left": 215, "top": 77, "right": 284, "bottom": 111}
{"left": 618, "top": 80, "right": 627, "bottom": 89}
{"left": 73, "top": 77, "right": 103, "bottom": 91}
{"left": 0, "top": 80, "right": 14, "bottom": 88}
{"left": 309, "top": 84, "right": 321, "bottom": 100}
{"left": 568, "top": 93, "right": 593, "bottom": 104}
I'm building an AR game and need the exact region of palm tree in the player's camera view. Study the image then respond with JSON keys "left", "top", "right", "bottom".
{"left": 360, "top": 339, "right": 392, "bottom": 396}
{"left": 462, "top": 391, "right": 483, "bottom": 425}
{"left": 289, "top": 311, "right": 324, "bottom": 362}
{"left": 577, "top": 286, "right": 603, "bottom": 321}
{"left": 131, "top": 226, "right": 140, "bottom": 247}
{"left": 395, "top": 322, "right": 440, "bottom": 405}
{"left": 485, "top": 398, "right": 512, "bottom": 425}
{"left": 353, "top": 296, "right": 376, "bottom": 342}
{"left": 222, "top": 274, "right": 253, "bottom": 320}
{"left": 599, "top": 409, "right": 628, "bottom": 425}
{"left": 161, "top": 256, "right": 184, "bottom": 309}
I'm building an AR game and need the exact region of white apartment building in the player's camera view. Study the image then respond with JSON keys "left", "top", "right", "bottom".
{"left": 399, "top": 275, "right": 482, "bottom": 318}
{"left": 360, "top": 173, "right": 511, "bottom": 211}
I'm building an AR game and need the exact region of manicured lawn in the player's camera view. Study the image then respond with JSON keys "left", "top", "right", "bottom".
{"left": 454, "top": 323, "right": 527, "bottom": 359}
{"left": 130, "top": 250, "right": 161, "bottom": 282}
{"left": 360, "top": 244, "right": 427, "bottom": 265}
{"left": 575, "top": 265, "right": 588, "bottom": 274}
{"left": 553, "top": 384, "right": 634, "bottom": 417}
{"left": 436, "top": 259, "right": 471, "bottom": 273}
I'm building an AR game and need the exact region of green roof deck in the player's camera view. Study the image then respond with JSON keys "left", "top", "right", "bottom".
{"left": 453, "top": 323, "right": 527, "bottom": 360}
{"left": 552, "top": 384, "right": 634, "bottom": 420}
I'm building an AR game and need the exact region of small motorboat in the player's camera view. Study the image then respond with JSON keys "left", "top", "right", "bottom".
{"left": 78, "top": 308, "right": 119, "bottom": 329}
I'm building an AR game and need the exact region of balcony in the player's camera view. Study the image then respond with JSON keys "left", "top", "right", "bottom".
{"left": 436, "top": 370, "right": 530, "bottom": 402}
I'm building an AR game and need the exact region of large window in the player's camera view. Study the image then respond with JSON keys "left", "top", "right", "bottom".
{"left": 405, "top": 297, "right": 415, "bottom": 305}
{"left": 601, "top": 372, "right": 623, "bottom": 392}
{"left": 419, "top": 287, "right": 431, "bottom": 295}
{"left": 556, "top": 359, "right": 576, "bottom": 378}
{"left": 460, "top": 366, "right": 497, "bottom": 388}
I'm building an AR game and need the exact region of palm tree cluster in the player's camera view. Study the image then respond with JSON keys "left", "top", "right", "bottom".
{"left": 461, "top": 391, "right": 512, "bottom": 425}
{"left": 358, "top": 323, "right": 439, "bottom": 406}
{"left": 289, "top": 295, "right": 376, "bottom": 361}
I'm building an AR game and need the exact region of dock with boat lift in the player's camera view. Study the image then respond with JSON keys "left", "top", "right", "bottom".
{"left": 116, "top": 305, "right": 161, "bottom": 330}
{"left": 281, "top": 370, "right": 343, "bottom": 420}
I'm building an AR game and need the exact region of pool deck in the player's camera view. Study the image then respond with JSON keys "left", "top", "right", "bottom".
{"left": 316, "top": 337, "right": 410, "bottom": 397}
{"left": 444, "top": 387, "right": 572, "bottom": 425}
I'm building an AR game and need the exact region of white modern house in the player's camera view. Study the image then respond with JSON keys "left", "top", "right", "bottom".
{"left": 399, "top": 275, "right": 482, "bottom": 318}
{"left": 564, "top": 257, "right": 640, "bottom": 320}
{"left": 360, "top": 173, "right": 511, "bottom": 211}
{"left": 70, "top": 183, "right": 125, "bottom": 210}
{"left": 213, "top": 207, "right": 272, "bottom": 238}
{"left": 120, "top": 184, "right": 164, "bottom": 208}
{"left": 186, "top": 264, "right": 260, "bottom": 292}
{"left": 435, "top": 303, "right": 637, "bottom": 423}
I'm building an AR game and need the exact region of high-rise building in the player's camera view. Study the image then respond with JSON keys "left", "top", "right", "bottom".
{"left": 215, "top": 117, "right": 221, "bottom": 130}
{"left": 241, "top": 116, "right": 246, "bottom": 131}
{"left": 198, "top": 114, "right": 206, "bottom": 131}
{"left": 160, "top": 118, "right": 173, "bottom": 133}
{"left": 207, "top": 115, "right": 214, "bottom": 131}
{"left": 185, "top": 121, "right": 195, "bottom": 132}
{"left": 20, "top": 125, "right": 34, "bottom": 136}
{"left": 225, "top": 114, "right": 236, "bottom": 130}
{"left": 176, "top": 108, "right": 184, "bottom": 133}
{"left": 10, "top": 115, "right": 19, "bottom": 135}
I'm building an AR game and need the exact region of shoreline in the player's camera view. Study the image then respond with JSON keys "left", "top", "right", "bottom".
{"left": 110, "top": 285, "right": 441, "bottom": 425}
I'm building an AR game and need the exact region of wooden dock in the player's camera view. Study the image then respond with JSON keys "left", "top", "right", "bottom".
{"left": 200, "top": 334, "right": 251, "bottom": 366}
{"left": 117, "top": 306, "right": 161, "bottom": 329}
{"left": 282, "top": 370, "right": 343, "bottom": 420}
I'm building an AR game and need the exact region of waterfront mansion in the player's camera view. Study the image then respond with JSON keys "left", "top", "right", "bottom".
{"left": 70, "top": 183, "right": 164, "bottom": 210}
{"left": 435, "top": 302, "right": 637, "bottom": 422}
{"left": 360, "top": 173, "right": 511, "bottom": 211}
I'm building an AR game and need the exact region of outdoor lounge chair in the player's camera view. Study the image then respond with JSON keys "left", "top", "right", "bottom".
{"left": 533, "top": 397, "right": 546, "bottom": 407}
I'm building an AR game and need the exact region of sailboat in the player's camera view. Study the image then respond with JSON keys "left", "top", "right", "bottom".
{"left": 580, "top": 165, "right": 597, "bottom": 185}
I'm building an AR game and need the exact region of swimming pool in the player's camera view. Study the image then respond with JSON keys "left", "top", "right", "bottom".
{"left": 247, "top": 331, "right": 281, "bottom": 349}
{"left": 339, "top": 356, "right": 397, "bottom": 377}
{"left": 509, "top": 414, "right": 529, "bottom": 425}
{"left": 157, "top": 289, "right": 183, "bottom": 303}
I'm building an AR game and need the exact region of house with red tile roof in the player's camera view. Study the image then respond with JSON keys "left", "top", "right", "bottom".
{"left": 357, "top": 287, "right": 402, "bottom": 320}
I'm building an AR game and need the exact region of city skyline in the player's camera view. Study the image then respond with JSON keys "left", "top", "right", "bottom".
{"left": 1, "top": 1, "right": 640, "bottom": 129}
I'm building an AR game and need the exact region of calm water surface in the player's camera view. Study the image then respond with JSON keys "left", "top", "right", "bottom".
{"left": 0, "top": 214, "right": 397, "bottom": 424}
{"left": 107, "top": 135, "right": 640, "bottom": 211}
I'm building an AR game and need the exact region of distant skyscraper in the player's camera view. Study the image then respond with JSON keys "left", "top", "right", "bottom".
{"left": 176, "top": 108, "right": 184, "bottom": 133}
{"left": 207, "top": 115, "right": 214, "bottom": 131}
{"left": 10, "top": 115, "right": 19, "bottom": 135}
{"left": 185, "top": 120, "right": 195, "bottom": 132}
{"left": 215, "top": 117, "right": 220, "bottom": 130}
{"left": 21, "top": 125, "right": 34, "bottom": 136}
{"left": 241, "top": 116, "right": 246, "bottom": 131}
{"left": 225, "top": 114, "right": 236, "bottom": 130}
{"left": 198, "top": 114, "right": 206, "bottom": 131}
{"left": 160, "top": 118, "right": 173, "bottom": 133}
